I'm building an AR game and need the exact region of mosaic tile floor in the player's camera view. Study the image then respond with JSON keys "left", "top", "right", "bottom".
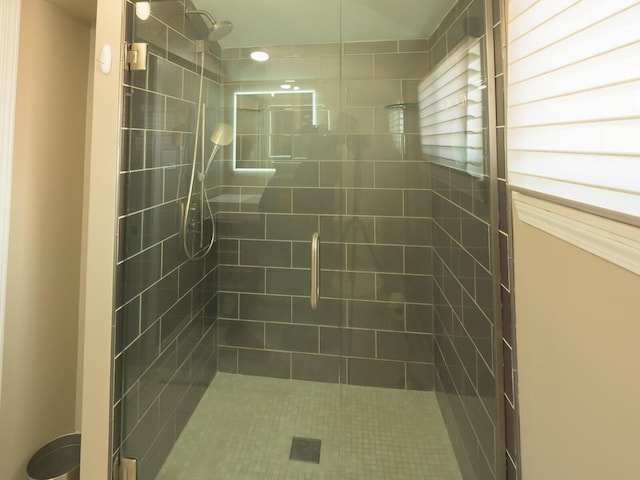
{"left": 157, "top": 373, "right": 462, "bottom": 480}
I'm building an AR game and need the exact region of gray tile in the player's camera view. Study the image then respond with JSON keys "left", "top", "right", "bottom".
{"left": 345, "top": 79, "right": 402, "bottom": 108}
{"left": 376, "top": 217, "right": 431, "bottom": 245}
{"left": 137, "top": 414, "right": 176, "bottom": 480}
{"left": 138, "top": 342, "right": 177, "bottom": 414}
{"left": 217, "top": 292, "right": 238, "bottom": 318}
{"left": 266, "top": 323, "right": 318, "bottom": 353}
{"left": 146, "top": 131, "right": 181, "bottom": 169}
{"left": 239, "top": 240, "right": 291, "bottom": 267}
{"left": 377, "top": 331, "right": 433, "bottom": 363}
{"left": 255, "top": 187, "right": 292, "bottom": 213}
{"left": 347, "top": 300, "right": 404, "bottom": 331}
{"left": 374, "top": 52, "right": 430, "bottom": 79}
{"left": 348, "top": 135, "right": 401, "bottom": 161}
{"left": 375, "top": 162, "right": 429, "bottom": 189}
{"left": 215, "top": 238, "right": 239, "bottom": 265}
{"left": 293, "top": 189, "right": 345, "bottom": 215}
{"left": 292, "top": 354, "right": 340, "bottom": 383}
{"left": 319, "top": 162, "right": 375, "bottom": 188}
{"left": 399, "top": 39, "right": 429, "bottom": 52}
{"left": 376, "top": 273, "right": 432, "bottom": 303}
{"left": 320, "top": 327, "right": 375, "bottom": 358}
{"left": 124, "top": 169, "right": 164, "bottom": 214}
{"left": 218, "top": 319, "right": 264, "bottom": 349}
{"left": 292, "top": 297, "right": 345, "bottom": 326}
{"left": 348, "top": 358, "right": 405, "bottom": 389}
{"left": 346, "top": 244, "right": 403, "bottom": 273}
{"left": 406, "top": 304, "right": 434, "bottom": 333}
{"left": 218, "top": 212, "right": 265, "bottom": 239}
{"left": 176, "top": 317, "right": 204, "bottom": 366}
{"left": 123, "top": 399, "right": 158, "bottom": 461}
{"left": 266, "top": 268, "right": 310, "bottom": 296}
{"left": 321, "top": 54, "right": 373, "bottom": 80}
{"left": 320, "top": 271, "right": 376, "bottom": 300}
{"left": 140, "top": 270, "right": 179, "bottom": 331}
{"left": 160, "top": 294, "right": 192, "bottom": 350}
{"left": 403, "top": 190, "right": 431, "bottom": 217}
{"left": 239, "top": 294, "right": 291, "bottom": 323}
{"left": 292, "top": 241, "right": 345, "bottom": 270}
{"left": 218, "top": 346, "right": 238, "bottom": 373}
{"left": 148, "top": 56, "right": 182, "bottom": 98}
{"left": 347, "top": 189, "right": 403, "bottom": 216}
{"left": 405, "top": 246, "right": 432, "bottom": 274}
{"left": 319, "top": 216, "right": 374, "bottom": 243}
{"left": 407, "top": 363, "right": 434, "bottom": 391}
{"left": 344, "top": 41, "right": 397, "bottom": 54}
{"left": 238, "top": 349, "right": 290, "bottom": 379}
{"left": 134, "top": 15, "right": 168, "bottom": 57}
{"left": 266, "top": 214, "right": 318, "bottom": 241}
{"left": 119, "top": 297, "right": 141, "bottom": 351}
{"left": 218, "top": 265, "right": 265, "bottom": 293}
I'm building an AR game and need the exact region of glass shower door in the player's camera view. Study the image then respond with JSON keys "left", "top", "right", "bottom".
{"left": 114, "top": 0, "right": 500, "bottom": 479}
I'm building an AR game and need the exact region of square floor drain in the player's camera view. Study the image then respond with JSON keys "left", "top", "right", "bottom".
{"left": 289, "top": 437, "right": 321, "bottom": 464}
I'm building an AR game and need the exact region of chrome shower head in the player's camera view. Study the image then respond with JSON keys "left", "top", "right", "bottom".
{"left": 210, "top": 123, "right": 233, "bottom": 147}
{"left": 204, "top": 123, "right": 233, "bottom": 175}
{"left": 207, "top": 20, "right": 233, "bottom": 42}
{"left": 186, "top": 9, "right": 233, "bottom": 42}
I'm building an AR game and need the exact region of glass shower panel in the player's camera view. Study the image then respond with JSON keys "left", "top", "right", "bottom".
{"left": 115, "top": 1, "right": 222, "bottom": 478}
{"left": 113, "top": 0, "right": 501, "bottom": 479}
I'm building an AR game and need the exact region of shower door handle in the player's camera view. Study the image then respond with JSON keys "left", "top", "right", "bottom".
{"left": 310, "top": 232, "right": 320, "bottom": 310}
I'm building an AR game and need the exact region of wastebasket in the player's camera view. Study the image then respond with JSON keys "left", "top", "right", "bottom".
{"left": 26, "top": 433, "right": 81, "bottom": 480}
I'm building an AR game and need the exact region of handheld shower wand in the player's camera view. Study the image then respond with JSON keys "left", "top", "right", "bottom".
{"left": 201, "top": 123, "right": 233, "bottom": 179}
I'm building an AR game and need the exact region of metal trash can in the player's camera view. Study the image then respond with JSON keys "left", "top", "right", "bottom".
{"left": 26, "top": 433, "right": 81, "bottom": 480}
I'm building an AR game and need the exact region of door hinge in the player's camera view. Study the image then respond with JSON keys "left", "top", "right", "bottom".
{"left": 114, "top": 457, "right": 137, "bottom": 480}
{"left": 126, "top": 43, "right": 148, "bottom": 71}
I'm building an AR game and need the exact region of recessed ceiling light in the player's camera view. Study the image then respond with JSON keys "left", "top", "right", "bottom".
{"left": 280, "top": 84, "right": 292, "bottom": 90}
{"left": 250, "top": 51, "right": 269, "bottom": 62}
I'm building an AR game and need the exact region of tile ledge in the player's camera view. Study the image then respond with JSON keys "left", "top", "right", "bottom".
{"left": 513, "top": 192, "right": 640, "bottom": 277}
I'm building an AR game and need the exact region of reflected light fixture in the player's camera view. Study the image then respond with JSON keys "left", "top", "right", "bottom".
{"left": 280, "top": 84, "right": 292, "bottom": 90}
{"left": 250, "top": 50, "right": 269, "bottom": 62}
{"left": 135, "top": 2, "right": 151, "bottom": 20}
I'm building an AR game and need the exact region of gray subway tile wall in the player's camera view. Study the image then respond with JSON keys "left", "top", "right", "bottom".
{"left": 114, "top": 1, "right": 221, "bottom": 477}
{"left": 112, "top": 1, "right": 517, "bottom": 478}
{"left": 217, "top": 36, "right": 435, "bottom": 391}
{"left": 427, "top": 0, "right": 502, "bottom": 480}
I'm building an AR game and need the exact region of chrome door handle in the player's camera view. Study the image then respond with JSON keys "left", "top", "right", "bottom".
{"left": 310, "top": 232, "right": 320, "bottom": 310}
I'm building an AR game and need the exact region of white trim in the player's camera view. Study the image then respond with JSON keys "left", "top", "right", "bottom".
{"left": 513, "top": 191, "right": 640, "bottom": 276}
{"left": 0, "top": 0, "right": 21, "bottom": 404}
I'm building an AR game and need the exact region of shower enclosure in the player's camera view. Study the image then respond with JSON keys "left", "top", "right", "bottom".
{"left": 114, "top": 0, "right": 502, "bottom": 478}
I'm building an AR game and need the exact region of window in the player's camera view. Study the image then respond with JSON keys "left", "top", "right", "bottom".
{"left": 506, "top": 0, "right": 640, "bottom": 221}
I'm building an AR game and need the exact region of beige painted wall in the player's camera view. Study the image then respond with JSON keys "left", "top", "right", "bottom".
{"left": 0, "top": 0, "right": 90, "bottom": 478}
{"left": 79, "top": 0, "right": 123, "bottom": 476}
{"left": 512, "top": 194, "right": 640, "bottom": 480}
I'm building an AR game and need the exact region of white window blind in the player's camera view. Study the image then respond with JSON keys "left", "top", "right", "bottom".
{"left": 506, "top": 0, "right": 640, "bottom": 220}
{"left": 418, "top": 37, "right": 486, "bottom": 177}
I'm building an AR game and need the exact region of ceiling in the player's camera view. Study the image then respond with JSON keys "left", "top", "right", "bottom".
{"left": 192, "top": 0, "right": 455, "bottom": 48}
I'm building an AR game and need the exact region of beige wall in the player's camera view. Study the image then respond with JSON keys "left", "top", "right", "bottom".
{"left": 79, "top": 0, "right": 123, "bottom": 476}
{"left": 512, "top": 194, "right": 640, "bottom": 480}
{"left": 0, "top": 0, "right": 90, "bottom": 478}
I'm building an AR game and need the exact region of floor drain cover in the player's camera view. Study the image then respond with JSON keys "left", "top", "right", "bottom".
{"left": 289, "top": 437, "right": 321, "bottom": 464}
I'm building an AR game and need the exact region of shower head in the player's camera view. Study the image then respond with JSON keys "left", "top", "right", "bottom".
{"left": 186, "top": 8, "right": 233, "bottom": 42}
{"left": 207, "top": 20, "right": 233, "bottom": 42}
{"left": 204, "top": 123, "right": 233, "bottom": 175}
{"left": 210, "top": 123, "right": 233, "bottom": 147}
